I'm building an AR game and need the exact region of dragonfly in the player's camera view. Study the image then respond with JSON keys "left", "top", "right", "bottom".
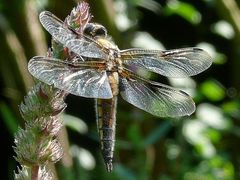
{"left": 28, "top": 8, "right": 212, "bottom": 172}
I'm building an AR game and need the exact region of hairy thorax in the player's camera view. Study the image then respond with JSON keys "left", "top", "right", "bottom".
{"left": 96, "top": 37, "right": 123, "bottom": 73}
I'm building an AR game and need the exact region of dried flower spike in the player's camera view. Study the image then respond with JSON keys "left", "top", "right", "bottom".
{"left": 65, "top": 2, "right": 92, "bottom": 34}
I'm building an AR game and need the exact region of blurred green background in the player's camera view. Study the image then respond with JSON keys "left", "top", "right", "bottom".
{"left": 1, "top": 0, "right": 240, "bottom": 179}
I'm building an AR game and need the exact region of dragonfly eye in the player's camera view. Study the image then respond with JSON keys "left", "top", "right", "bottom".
{"left": 84, "top": 23, "right": 107, "bottom": 37}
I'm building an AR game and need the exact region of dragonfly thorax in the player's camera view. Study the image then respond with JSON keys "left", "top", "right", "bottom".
{"left": 106, "top": 49, "right": 123, "bottom": 72}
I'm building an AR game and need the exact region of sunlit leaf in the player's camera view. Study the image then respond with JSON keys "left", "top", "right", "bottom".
{"left": 196, "top": 140, "right": 216, "bottom": 158}
{"left": 185, "top": 156, "right": 234, "bottom": 179}
{"left": 197, "top": 103, "right": 230, "bottom": 130}
{"left": 200, "top": 80, "right": 225, "bottom": 101}
{"left": 70, "top": 145, "right": 95, "bottom": 170}
{"left": 114, "top": 0, "right": 132, "bottom": 31}
{"left": 63, "top": 114, "right": 88, "bottom": 134}
{"left": 138, "top": 0, "right": 161, "bottom": 14}
{"left": 222, "top": 101, "right": 240, "bottom": 117}
{"left": 183, "top": 119, "right": 207, "bottom": 145}
{"left": 164, "top": 0, "right": 201, "bottom": 24}
{"left": 204, "top": 129, "right": 221, "bottom": 143}
{"left": 214, "top": 53, "right": 227, "bottom": 65}
{"left": 209, "top": 156, "right": 234, "bottom": 178}
{"left": 183, "top": 118, "right": 218, "bottom": 158}
{"left": 131, "top": 31, "right": 165, "bottom": 50}
{"left": 212, "top": 20, "right": 235, "bottom": 39}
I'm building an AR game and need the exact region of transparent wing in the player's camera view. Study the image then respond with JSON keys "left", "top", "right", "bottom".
{"left": 119, "top": 69, "right": 195, "bottom": 117}
{"left": 28, "top": 56, "right": 112, "bottom": 99}
{"left": 39, "top": 11, "right": 107, "bottom": 59}
{"left": 64, "top": 38, "right": 107, "bottom": 59}
{"left": 121, "top": 47, "right": 212, "bottom": 77}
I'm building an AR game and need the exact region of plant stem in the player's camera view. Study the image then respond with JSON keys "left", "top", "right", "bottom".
{"left": 31, "top": 166, "right": 39, "bottom": 180}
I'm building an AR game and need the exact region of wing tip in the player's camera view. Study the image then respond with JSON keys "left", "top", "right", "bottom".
{"left": 39, "top": 11, "right": 62, "bottom": 27}
{"left": 39, "top": 11, "right": 52, "bottom": 18}
{"left": 28, "top": 56, "right": 37, "bottom": 70}
{"left": 178, "top": 89, "right": 196, "bottom": 115}
{"left": 193, "top": 47, "right": 213, "bottom": 60}
{"left": 187, "top": 47, "right": 213, "bottom": 75}
{"left": 39, "top": 11, "right": 51, "bottom": 26}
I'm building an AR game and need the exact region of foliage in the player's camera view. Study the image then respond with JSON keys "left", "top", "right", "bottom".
{"left": 0, "top": 0, "right": 240, "bottom": 179}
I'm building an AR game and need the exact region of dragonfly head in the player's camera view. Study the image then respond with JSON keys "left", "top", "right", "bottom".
{"left": 84, "top": 23, "right": 107, "bottom": 38}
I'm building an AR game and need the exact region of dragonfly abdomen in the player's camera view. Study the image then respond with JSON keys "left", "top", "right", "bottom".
{"left": 96, "top": 97, "right": 117, "bottom": 172}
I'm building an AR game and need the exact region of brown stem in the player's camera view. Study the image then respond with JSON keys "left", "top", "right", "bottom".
{"left": 31, "top": 165, "right": 39, "bottom": 180}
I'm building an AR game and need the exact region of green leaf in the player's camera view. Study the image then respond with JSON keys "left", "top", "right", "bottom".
{"left": 63, "top": 114, "right": 88, "bottom": 134}
{"left": 70, "top": 145, "right": 95, "bottom": 170}
{"left": 0, "top": 101, "right": 18, "bottom": 135}
{"left": 200, "top": 80, "right": 225, "bottom": 101}
{"left": 212, "top": 20, "right": 235, "bottom": 40}
{"left": 164, "top": 0, "right": 201, "bottom": 24}
{"left": 205, "top": 129, "right": 221, "bottom": 143}
{"left": 222, "top": 101, "right": 240, "bottom": 114}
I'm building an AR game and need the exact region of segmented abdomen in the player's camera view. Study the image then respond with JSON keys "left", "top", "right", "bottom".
{"left": 96, "top": 97, "right": 117, "bottom": 172}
